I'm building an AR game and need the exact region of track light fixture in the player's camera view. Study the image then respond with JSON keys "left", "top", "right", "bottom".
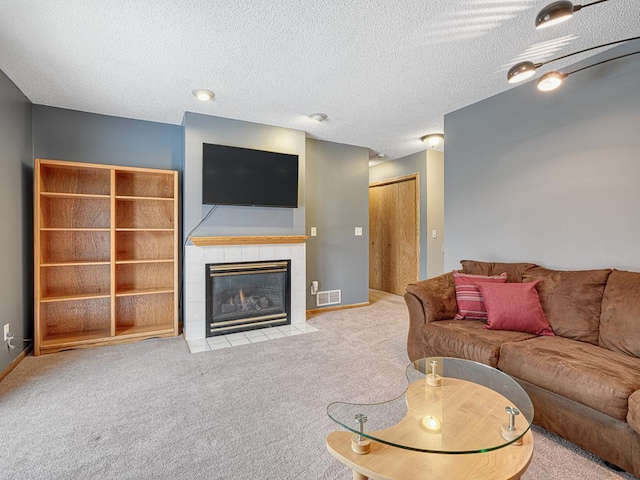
{"left": 536, "top": 51, "right": 640, "bottom": 92}
{"left": 509, "top": 0, "right": 638, "bottom": 92}
{"left": 507, "top": 36, "right": 640, "bottom": 84}
{"left": 535, "top": 0, "right": 609, "bottom": 29}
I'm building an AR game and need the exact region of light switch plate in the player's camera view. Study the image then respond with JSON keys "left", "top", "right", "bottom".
{"left": 355, "top": 227, "right": 363, "bottom": 236}
{"left": 311, "top": 227, "right": 317, "bottom": 237}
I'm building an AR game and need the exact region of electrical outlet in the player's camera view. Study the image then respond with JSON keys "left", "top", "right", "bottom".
{"left": 3, "top": 324, "right": 9, "bottom": 342}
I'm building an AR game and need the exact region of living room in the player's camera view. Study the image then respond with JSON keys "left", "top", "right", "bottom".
{"left": 1, "top": 1, "right": 639, "bottom": 479}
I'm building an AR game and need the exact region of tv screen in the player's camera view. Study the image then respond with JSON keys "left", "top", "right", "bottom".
{"left": 202, "top": 143, "right": 299, "bottom": 208}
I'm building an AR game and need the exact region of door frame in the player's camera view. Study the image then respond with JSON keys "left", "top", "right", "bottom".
{"left": 369, "top": 173, "right": 421, "bottom": 289}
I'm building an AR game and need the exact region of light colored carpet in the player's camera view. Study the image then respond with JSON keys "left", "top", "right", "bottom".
{"left": 0, "top": 290, "right": 635, "bottom": 479}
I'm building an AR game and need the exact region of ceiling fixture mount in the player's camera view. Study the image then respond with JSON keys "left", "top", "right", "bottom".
{"left": 535, "top": 0, "right": 609, "bottom": 29}
{"left": 192, "top": 89, "right": 215, "bottom": 101}
{"left": 421, "top": 134, "right": 444, "bottom": 148}
{"left": 309, "top": 113, "right": 328, "bottom": 122}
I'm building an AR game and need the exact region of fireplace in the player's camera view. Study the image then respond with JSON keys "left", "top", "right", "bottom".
{"left": 206, "top": 260, "right": 291, "bottom": 336}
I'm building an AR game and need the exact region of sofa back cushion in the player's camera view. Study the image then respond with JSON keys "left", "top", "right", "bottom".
{"left": 460, "top": 260, "right": 537, "bottom": 283}
{"left": 522, "top": 267, "right": 611, "bottom": 345}
{"left": 599, "top": 269, "right": 640, "bottom": 358}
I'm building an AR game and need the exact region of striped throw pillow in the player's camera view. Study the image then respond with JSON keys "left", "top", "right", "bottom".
{"left": 453, "top": 270, "right": 508, "bottom": 320}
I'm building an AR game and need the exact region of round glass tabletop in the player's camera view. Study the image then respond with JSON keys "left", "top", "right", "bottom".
{"left": 327, "top": 357, "right": 534, "bottom": 454}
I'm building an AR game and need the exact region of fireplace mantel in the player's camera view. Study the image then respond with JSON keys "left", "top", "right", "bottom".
{"left": 190, "top": 235, "right": 308, "bottom": 246}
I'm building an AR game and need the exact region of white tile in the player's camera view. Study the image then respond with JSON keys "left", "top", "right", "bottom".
{"left": 277, "top": 325, "right": 298, "bottom": 333}
{"left": 242, "top": 246, "right": 260, "bottom": 261}
{"left": 223, "top": 247, "right": 242, "bottom": 263}
{"left": 296, "top": 325, "right": 318, "bottom": 333}
{"left": 290, "top": 306, "right": 306, "bottom": 325}
{"left": 186, "top": 281, "right": 206, "bottom": 303}
{"left": 185, "top": 263, "right": 204, "bottom": 285}
{"left": 185, "top": 245, "right": 204, "bottom": 265}
{"left": 224, "top": 332, "right": 248, "bottom": 340}
{"left": 290, "top": 245, "right": 305, "bottom": 263}
{"left": 184, "top": 318, "right": 206, "bottom": 341}
{"left": 259, "top": 245, "right": 276, "bottom": 260}
{"left": 207, "top": 336, "right": 230, "bottom": 346}
{"left": 244, "top": 330, "right": 268, "bottom": 338}
{"left": 229, "top": 338, "right": 251, "bottom": 346}
{"left": 187, "top": 339, "right": 208, "bottom": 348}
{"left": 189, "top": 344, "right": 211, "bottom": 353}
{"left": 185, "top": 301, "right": 205, "bottom": 323}
{"left": 275, "top": 245, "right": 291, "bottom": 259}
{"left": 210, "top": 342, "right": 232, "bottom": 351}
{"left": 283, "top": 329, "right": 304, "bottom": 336}
{"left": 248, "top": 335, "right": 270, "bottom": 343}
{"left": 265, "top": 331, "right": 286, "bottom": 339}
{"left": 204, "top": 247, "right": 225, "bottom": 263}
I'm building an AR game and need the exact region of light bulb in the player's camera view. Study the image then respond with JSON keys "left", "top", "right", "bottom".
{"left": 537, "top": 71, "right": 566, "bottom": 91}
{"left": 192, "top": 89, "right": 215, "bottom": 101}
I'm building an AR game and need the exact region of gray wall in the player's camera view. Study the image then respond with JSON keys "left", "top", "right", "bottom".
{"left": 33, "top": 106, "right": 183, "bottom": 170}
{"left": 0, "top": 69, "right": 32, "bottom": 372}
{"left": 444, "top": 40, "right": 640, "bottom": 271}
{"left": 183, "top": 113, "right": 305, "bottom": 239}
{"left": 305, "top": 139, "right": 369, "bottom": 309}
{"left": 369, "top": 150, "right": 445, "bottom": 279}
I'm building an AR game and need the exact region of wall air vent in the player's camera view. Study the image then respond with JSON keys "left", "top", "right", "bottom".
{"left": 317, "top": 289, "right": 341, "bottom": 307}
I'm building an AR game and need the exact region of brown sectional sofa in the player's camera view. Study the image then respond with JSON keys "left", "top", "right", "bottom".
{"left": 404, "top": 260, "right": 640, "bottom": 478}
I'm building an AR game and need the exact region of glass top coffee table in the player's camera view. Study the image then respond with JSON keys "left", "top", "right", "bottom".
{"left": 326, "top": 357, "right": 535, "bottom": 480}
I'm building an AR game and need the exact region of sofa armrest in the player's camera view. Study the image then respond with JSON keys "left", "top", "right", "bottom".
{"left": 404, "top": 273, "right": 457, "bottom": 362}
{"left": 405, "top": 272, "right": 457, "bottom": 322}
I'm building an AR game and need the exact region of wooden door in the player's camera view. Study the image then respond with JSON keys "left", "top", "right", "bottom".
{"left": 369, "top": 175, "right": 419, "bottom": 295}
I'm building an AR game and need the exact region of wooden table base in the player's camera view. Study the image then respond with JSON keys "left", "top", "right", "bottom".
{"left": 326, "top": 430, "right": 533, "bottom": 480}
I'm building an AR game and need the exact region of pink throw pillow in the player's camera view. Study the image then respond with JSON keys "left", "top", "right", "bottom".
{"left": 453, "top": 270, "right": 508, "bottom": 320}
{"left": 478, "top": 281, "right": 554, "bottom": 336}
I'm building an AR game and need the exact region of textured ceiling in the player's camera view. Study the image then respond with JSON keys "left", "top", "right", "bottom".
{"left": 0, "top": 1, "right": 638, "bottom": 160}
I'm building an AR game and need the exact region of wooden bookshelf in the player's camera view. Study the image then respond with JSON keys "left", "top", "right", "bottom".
{"left": 34, "top": 159, "right": 179, "bottom": 355}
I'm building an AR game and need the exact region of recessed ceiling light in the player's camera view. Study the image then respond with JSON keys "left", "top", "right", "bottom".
{"left": 309, "top": 113, "right": 328, "bottom": 122}
{"left": 376, "top": 153, "right": 386, "bottom": 158}
{"left": 192, "top": 89, "right": 215, "bottom": 102}
{"left": 421, "top": 133, "right": 444, "bottom": 148}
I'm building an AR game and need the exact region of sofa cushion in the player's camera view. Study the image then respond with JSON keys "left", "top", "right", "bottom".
{"left": 521, "top": 267, "right": 611, "bottom": 345}
{"left": 628, "top": 390, "right": 640, "bottom": 435}
{"left": 460, "top": 260, "right": 537, "bottom": 283}
{"left": 599, "top": 269, "right": 640, "bottom": 358}
{"left": 478, "top": 281, "right": 554, "bottom": 336}
{"left": 453, "top": 271, "right": 507, "bottom": 320}
{"left": 422, "top": 320, "right": 537, "bottom": 368}
{"left": 499, "top": 336, "right": 640, "bottom": 420}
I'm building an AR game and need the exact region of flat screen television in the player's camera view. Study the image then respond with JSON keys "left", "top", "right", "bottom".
{"left": 202, "top": 143, "right": 299, "bottom": 208}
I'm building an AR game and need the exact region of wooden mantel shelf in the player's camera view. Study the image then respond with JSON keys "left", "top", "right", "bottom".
{"left": 189, "top": 235, "right": 309, "bottom": 246}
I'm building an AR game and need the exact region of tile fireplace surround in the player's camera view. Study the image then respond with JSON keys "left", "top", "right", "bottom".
{"left": 184, "top": 236, "right": 307, "bottom": 341}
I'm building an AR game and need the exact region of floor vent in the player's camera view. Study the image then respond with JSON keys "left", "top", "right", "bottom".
{"left": 317, "top": 289, "right": 341, "bottom": 307}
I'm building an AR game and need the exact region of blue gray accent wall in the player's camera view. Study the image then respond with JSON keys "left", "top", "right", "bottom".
{"left": 183, "top": 112, "right": 305, "bottom": 239}
{"left": 0, "top": 69, "right": 33, "bottom": 373}
{"left": 369, "top": 150, "right": 445, "bottom": 279}
{"left": 305, "top": 139, "right": 369, "bottom": 309}
{"left": 444, "top": 40, "right": 640, "bottom": 271}
{"left": 33, "top": 105, "right": 182, "bottom": 171}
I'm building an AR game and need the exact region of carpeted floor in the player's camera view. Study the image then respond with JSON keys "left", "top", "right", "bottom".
{"left": 0, "top": 290, "right": 635, "bottom": 479}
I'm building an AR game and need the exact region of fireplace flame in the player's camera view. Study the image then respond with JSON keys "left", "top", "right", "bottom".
{"left": 239, "top": 289, "right": 247, "bottom": 310}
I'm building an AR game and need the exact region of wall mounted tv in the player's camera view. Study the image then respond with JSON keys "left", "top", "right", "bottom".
{"left": 202, "top": 143, "right": 299, "bottom": 208}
